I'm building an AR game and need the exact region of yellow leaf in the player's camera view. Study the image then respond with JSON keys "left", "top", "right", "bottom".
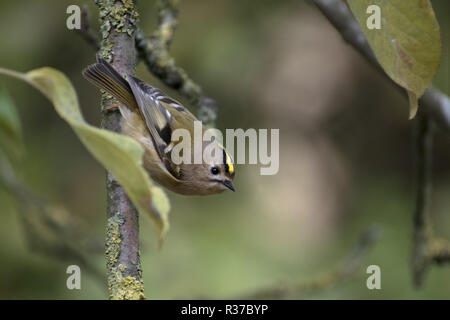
{"left": 347, "top": 0, "right": 442, "bottom": 118}
{"left": 0, "top": 66, "right": 170, "bottom": 242}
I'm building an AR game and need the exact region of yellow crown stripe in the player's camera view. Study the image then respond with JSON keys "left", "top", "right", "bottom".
{"left": 225, "top": 152, "right": 234, "bottom": 174}
{"left": 217, "top": 143, "right": 234, "bottom": 174}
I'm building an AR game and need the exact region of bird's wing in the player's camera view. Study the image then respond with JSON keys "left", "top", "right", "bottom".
{"left": 126, "top": 76, "right": 193, "bottom": 179}
{"left": 82, "top": 57, "right": 139, "bottom": 110}
{"left": 126, "top": 76, "right": 174, "bottom": 149}
{"left": 83, "top": 58, "right": 180, "bottom": 179}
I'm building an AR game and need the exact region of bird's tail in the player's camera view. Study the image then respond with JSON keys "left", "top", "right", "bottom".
{"left": 82, "top": 56, "right": 138, "bottom": 110}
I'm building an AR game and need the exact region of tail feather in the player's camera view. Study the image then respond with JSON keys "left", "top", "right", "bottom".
{"left": 82, "top": 57, "right": 138, "bottom": 110}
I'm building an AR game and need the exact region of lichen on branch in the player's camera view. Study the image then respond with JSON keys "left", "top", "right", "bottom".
{"left": 96, "top": 0, "right": 145, "bottom": 300}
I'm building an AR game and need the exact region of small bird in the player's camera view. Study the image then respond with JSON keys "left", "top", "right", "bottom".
{"left": 83, "top": 57, "right": 235, "bottom": 195}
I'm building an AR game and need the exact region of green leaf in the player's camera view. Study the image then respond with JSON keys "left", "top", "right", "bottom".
{"left": 0, "top": 66, "right": 170, "bottom": 242}
{"left": 347, "top": 0, "right": 442, "bottom": 118}
{"left": 0, "top": 88, "right": 24, "bottom": 162}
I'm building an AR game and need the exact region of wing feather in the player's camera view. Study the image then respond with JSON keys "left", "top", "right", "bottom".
{"left": 82, "top": 57, "right": 138, "bottom": 110}
{"left": 126, "top": 76, "right": 173, "bottom": 154}
{"left": 83, "top": 58, "right": 195, "bottom": 181}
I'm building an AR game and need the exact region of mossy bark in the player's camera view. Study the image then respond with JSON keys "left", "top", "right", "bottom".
{"left": 96, "top": 0, "right": 144, "bottom": 300}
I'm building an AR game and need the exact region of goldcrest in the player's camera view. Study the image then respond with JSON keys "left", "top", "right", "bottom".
{"left": 83, "top": 57, "right": 235, "bottom": 195}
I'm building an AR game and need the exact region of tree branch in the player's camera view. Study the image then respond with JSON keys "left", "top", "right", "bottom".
{"left": 237, "top": 226, "right": 381, "bottom": 299}
{"left": 0, "top": 150, "right": 104, "bottom": 285}
{"left": 95, "top": 0, "right": 144, "bottom": 300}
{"left": 412, "top": 113, "right": 450, "bottom": 286}
{"left": 79, "top": 1, "right": 219, "bottom": 127}
{"left": 412, "top": 113, "right": 434, "bottom": 286}
{"left": 135, "top": 0, "right": 218, "bottom": 127}
{"left": 312, "top": 0, "right": 450, "bottom": 287}
{"left": 76, "top": 5, "right": 100, "bottom": 51}
{"left": 312, "top": 0, "right": 450, "bottom": 133}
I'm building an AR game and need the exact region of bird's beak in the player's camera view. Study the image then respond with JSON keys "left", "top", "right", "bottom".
{"left": 223, "top": 180, "right": 235, "bottom": 192}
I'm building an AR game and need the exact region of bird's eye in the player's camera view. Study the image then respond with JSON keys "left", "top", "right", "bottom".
{"left": 211, "top": 166, "right": 219, "bottom": 175}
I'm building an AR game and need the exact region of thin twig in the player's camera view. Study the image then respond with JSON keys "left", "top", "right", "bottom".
{"left": 312, "top": 0, "right": 450, "bottom": 287}
{"left": 76, "top": 6, "right": 100, "bottom": 51}
{"left": 135, "top": 0, "right": 218, "bottom": 127}
{"left": 412, "top": 113, "right": 450, "bottom": 286}
{"left": 237, "top": 226, "right": 382, "bottom": 299}
{"left": 412, "top": 113, "right": 434, "bottom": 286}
{"left": 312, "top": 0, "right": 450, "bottom": 133}
{"left": 0, "top": 150, "right": 104, "bottom": 284}
{"left": 77, "top": 1, "right": 218, "bottom": 127}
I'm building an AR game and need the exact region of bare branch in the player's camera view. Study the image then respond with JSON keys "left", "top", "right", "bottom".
{"left": 412, "top": 113, "right": 450, "bottom": 287}
{"left": 312, "top": 0, "right": 450, "bottom": 287}
{"left": 0, "top": 150, "right": 104, "bottom": 284}
{"left": 312, "top": 0, "right": 450, "bottom": 133}
{"left": 76, "top": 6, "right": 100, "bottom": 51}
{"left": 412, "top": 113, "right": 434, "bottom": 286}
{"left": 135, "top": 0, "right": 218, "bottom": 127}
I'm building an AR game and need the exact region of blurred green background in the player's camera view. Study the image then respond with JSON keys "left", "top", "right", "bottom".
{"left": 0, "top": 0, "right": 449, "bottom": 299}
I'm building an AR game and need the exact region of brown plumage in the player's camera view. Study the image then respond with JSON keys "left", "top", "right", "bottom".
{"left": 83, "top": 57, "right": 235, "bottom": 195}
